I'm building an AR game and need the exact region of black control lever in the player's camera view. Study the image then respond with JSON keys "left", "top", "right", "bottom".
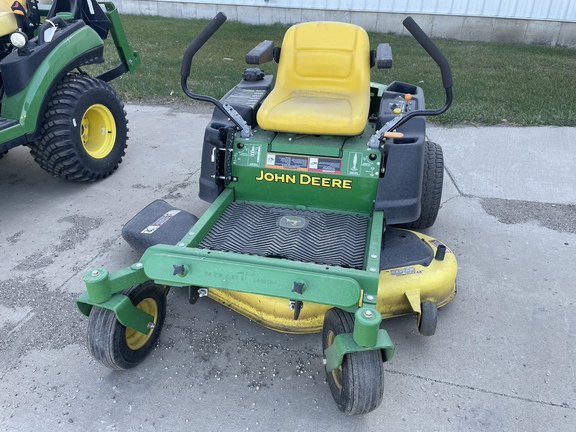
{"left": 377, "top": 17, "right": 453, "bottom": 135}
{"left": 181, "top": 12, "right": 227, "bottom": 79}
{"left": 180, "top": 12, "right": 252, "bottom": 138}
{"left": 403, "top": 16, "right": 453, "bottom": 90}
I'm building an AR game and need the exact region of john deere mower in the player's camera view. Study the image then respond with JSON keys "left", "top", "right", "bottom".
{"left": 77, "top": 13, "right": 457, "bottom": 414}
{"left": 0, "top": 0, "right": 139, "bottom": 180}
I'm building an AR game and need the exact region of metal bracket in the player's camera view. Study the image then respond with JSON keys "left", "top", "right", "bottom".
{"left": 288, "top": 300, "right": 303, "bottom": 320}
{"left": 189, "top": 286, "right": 209, "bottom": 304}
{"left": 75, "top": 292, "right": 153, "bottom": 335}
{"left": 366, "top": 113, "right": 404, "bottom": 149}
{"left": 323, "top": 330, "right": 395, "bottom": 373}
{"left": 405, "top": 289, "right": 422, "bottom": 325}
{"left": 222, "top": 102, "right": 252, "bottom": 138}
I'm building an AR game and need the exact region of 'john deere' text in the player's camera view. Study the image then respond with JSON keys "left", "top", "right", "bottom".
{"left": 255, "top": 170, "right": 352, "bottom": 189}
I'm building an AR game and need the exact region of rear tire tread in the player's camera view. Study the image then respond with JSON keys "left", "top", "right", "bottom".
{"left": 398, "top": 140, "right": 444, "bottom": 229}
{"left": 30, "top": 74, "right": 128, "bottom": 182}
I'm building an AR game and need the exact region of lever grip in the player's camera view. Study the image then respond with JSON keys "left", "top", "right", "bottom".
{"left": 181, "top": 12, "right": 227, "bottom": 78}
{"left": 403, "top": 16, "right": 453, "bottom": 89}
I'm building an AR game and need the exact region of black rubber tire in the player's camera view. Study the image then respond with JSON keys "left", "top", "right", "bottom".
{"left": 322, "top": 308, "right": 384, "bottom": 415}
{"left": 418, "top": 300, "right": 438, "bottom": 336}
{"left": 87, "top": 282, "right": 166, "bottom": 370}
{"left": 398, "top": 140, "right": 444, "bottom": 229}
{"left": 30, "top": 74, "right": 127, "bottom": 182}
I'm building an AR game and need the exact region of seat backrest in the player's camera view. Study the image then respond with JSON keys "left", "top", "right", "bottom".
{"left": 0, "top": 0, "right": 20, "bottom": 37}
{"left": 257, "top": 21, "right": 371, "bottom": 136}
{"left": 278, "top": 21, "right": 370, "bottom": 99}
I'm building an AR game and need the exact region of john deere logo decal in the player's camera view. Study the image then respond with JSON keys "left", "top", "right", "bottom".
{"left": 279, "top": 215, "right": 307, "bottom": 229}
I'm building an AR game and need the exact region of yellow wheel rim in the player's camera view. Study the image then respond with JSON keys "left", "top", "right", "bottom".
{"left": 327, "top": 330, "right": 343, "bottom": 390}
{"left": 80, "top": 104, "right": 116, "bottom": 159}
{"left": 125, "top": 298, "right": 158, "bottom": 350}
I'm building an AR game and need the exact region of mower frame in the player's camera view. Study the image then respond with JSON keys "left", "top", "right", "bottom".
{"left": 77, "top": 12, "right": 457, "bottom": 414}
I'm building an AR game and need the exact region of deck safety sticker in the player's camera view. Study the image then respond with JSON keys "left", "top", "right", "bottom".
{"left": 266, "top": 153, "right": 342, "bottom": 173}
{"left": 141, "top": 210, "right": 181, "bottom": 234}
{"left": 391, "top": 267, "right": 416, "bottom": 276}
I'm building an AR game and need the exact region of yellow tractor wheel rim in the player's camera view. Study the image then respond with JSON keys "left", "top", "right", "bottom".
{"left": 125, "top": 298, "right": 158, "bottom": 350}
{"left": 327, "top": 330, "right": 343, "bottom": 390}
{"left": 80, "top": 104, "right": 116, "bottom": 159}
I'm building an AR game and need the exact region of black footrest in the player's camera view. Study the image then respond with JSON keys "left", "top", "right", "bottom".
{"left": 122, "top": 200, "right": 198, "bottom": 255}
{"left": 198, "top": 202, "right": 369, "bottom": 269}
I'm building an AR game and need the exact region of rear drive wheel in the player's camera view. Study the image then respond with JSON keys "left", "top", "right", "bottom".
{"left": 30, "top": 74, "right": 127, "bottom": 181}
{"left": 87, "top": 282, "right": 166, "bottom": 370}
{"left": 398, "top": 140, "right": 444, "bottom": 229}
{"left": 322, "top": 308, "right": 384, "bottom": 415}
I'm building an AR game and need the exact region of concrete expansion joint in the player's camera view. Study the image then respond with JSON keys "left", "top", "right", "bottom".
{"left": 443, "top": 165, "right": 469, "bottom": 198}
{"left": 385, "top": 368, "right": 576, "bottom": 411}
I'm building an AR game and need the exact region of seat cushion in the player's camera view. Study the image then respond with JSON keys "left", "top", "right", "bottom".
{"left": 257, "top": 21, "right": 371, "bottom": 136}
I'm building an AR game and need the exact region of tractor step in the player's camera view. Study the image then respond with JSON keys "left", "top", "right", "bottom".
{"left": 0, "top": 117, "right": 27, "bottom": 153}
{"left": 0, "top": 117, "right": 18, "bottom": 131}
{"left": 198, "top": 202, "right": 369, "bottom": 269}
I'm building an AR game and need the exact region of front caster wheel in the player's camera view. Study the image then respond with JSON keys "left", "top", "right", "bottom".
{"left": 322, "top": 308, "right": 384, "bottom": 415}
{"left": 87, "top": 282, "right": 167, "bottom": 370}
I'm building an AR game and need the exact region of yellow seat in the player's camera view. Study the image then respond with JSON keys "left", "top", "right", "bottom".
{"left": 257, "top": 21, "right": 371, "bottom": 136}
{"left": 0, "top": 0, "right": 19, "bottom": 37}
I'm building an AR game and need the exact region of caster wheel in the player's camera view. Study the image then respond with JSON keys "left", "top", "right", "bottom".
{"left": 87, "top": 281, "right": 166, "bottom": 370}
{"left": 322, "top": 308, "right": 384, "bottom": 415}
{"left": 418, "top": 300, "right": 438, "bottom": 336}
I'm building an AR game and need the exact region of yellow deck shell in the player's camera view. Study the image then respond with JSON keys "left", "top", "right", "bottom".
{"left": 208, "top": 231, "right": 457, "bottom": 333}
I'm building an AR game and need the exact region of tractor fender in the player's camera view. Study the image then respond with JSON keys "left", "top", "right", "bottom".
{"left": 0, "top": 23, "right": 104, "bottom": 140}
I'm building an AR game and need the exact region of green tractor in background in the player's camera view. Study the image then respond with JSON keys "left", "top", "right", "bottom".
{"left": 0, "top": 0, "right": 139, "bottom": 181}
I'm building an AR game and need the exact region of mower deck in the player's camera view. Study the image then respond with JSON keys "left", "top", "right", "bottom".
{"left": 207, "top": 223, "right": 457, "bottom": 334}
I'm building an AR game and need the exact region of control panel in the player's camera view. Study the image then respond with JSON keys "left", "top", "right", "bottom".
{"left": 382, "top": 93, "right": 417, "bottom": 115}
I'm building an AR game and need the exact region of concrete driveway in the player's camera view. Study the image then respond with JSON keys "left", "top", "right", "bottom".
{"left": 1, "top": 104, "right": 574, "bottom": 431}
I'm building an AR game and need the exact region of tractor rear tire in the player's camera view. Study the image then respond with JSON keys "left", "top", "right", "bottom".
{"left": 86, "top": 282, "right": 166, "bottom": 370}
{"left": 322, "top": 308, "right": 384, "bottom": 415}
{"left": 30, "top": 74, "right": 127, "bottom": 182}
{"left": 398, "top": 140, "right": 444, "bottom": 229}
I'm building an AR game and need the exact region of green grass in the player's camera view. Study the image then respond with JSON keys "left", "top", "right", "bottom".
{"left": 91, "top": 14, "right": 576, "bottom": 126}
